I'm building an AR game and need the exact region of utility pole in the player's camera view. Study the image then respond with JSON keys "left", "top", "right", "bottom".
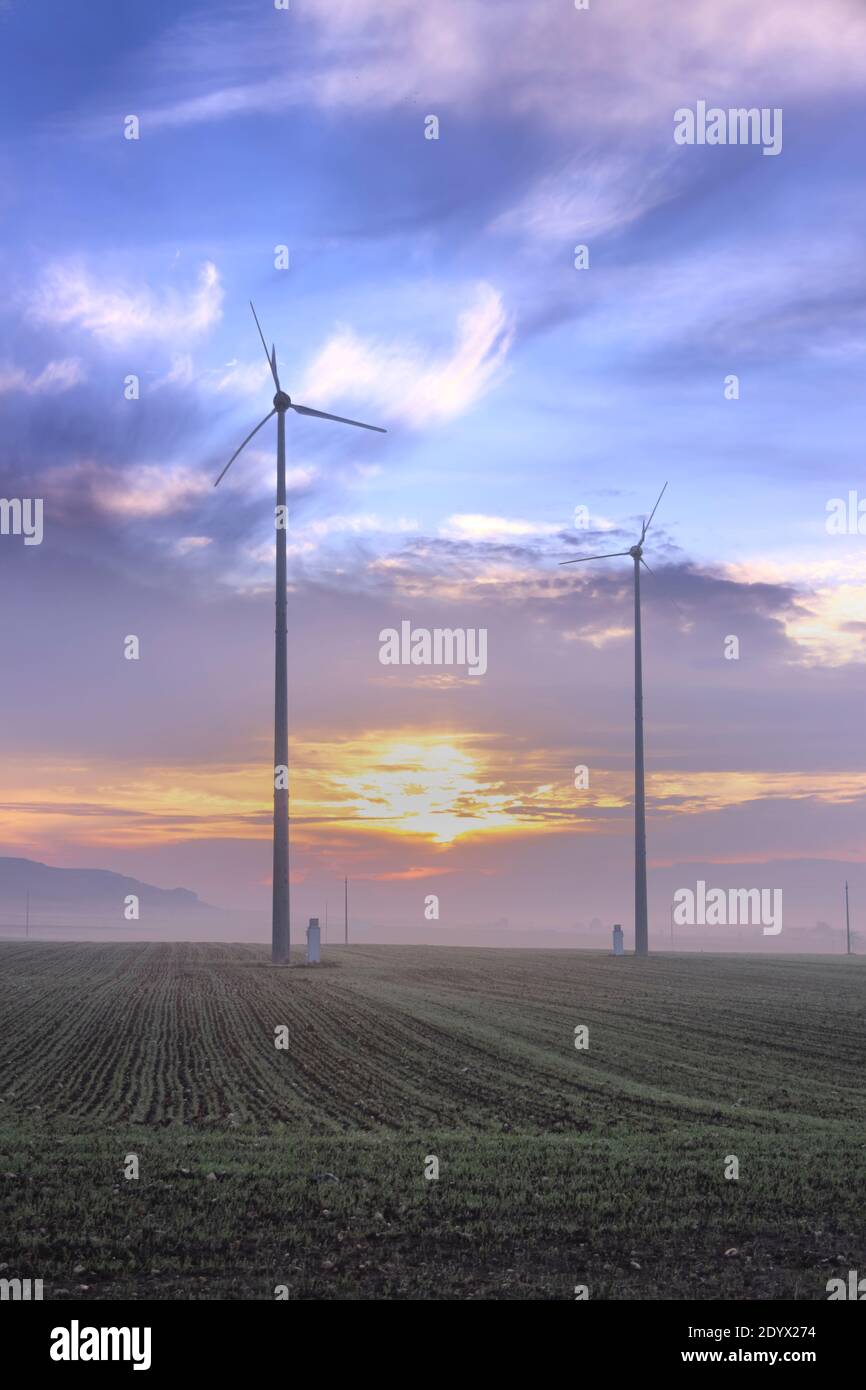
{"left": 845, "top": 879, "right": 851, "bottom": 955}
{"left": 344, "top": 876, "right": 348, "bottom": 946}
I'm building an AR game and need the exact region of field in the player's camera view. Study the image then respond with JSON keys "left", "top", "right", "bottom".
{"left": 0, "top": 941, "right": 864, "bottom": 1300}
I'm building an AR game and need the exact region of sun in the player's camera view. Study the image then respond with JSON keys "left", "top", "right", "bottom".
{"left": 322, "top": 736, "right": 516, "bottom": 843}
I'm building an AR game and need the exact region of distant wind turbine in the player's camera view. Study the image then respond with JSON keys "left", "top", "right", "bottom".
{"left": 559, "top": 483, "right": 668, "bottom": 957}
{"left": 215, "top": 303, "right": 386, "bottom": 965}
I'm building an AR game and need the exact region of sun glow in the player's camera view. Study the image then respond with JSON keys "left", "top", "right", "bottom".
{"left": 305, "top": 735, "right": 522, "bottom": 844}
{"left": 4, "top": 744, "right": 866, "bottom": 859}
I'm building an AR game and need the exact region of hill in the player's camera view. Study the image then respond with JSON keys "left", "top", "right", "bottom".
{"left": 0, "top": 856, "right": 213, "bottom": 930}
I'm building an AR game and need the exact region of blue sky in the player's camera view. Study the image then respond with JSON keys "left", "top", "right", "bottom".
{"left": 2, "top": 0, "right": 866, "bottom": 944}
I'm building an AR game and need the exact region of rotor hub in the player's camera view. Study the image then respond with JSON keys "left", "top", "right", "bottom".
{"left": 629, "top": 544, "right": 642, "bottom": 558}
{"left": 273, "top": 390, "right": 292, "bottom": 412}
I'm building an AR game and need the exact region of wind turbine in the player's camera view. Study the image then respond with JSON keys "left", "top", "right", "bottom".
{"left": 559, "top": 483, "right": 668, "bottom": 958}
{"left": 214, "top": 303, "right": 386, "bottom": 965}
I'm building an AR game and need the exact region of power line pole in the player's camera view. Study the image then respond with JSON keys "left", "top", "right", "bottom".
{"left": 344, "top": 876, "right": 348, "bottom": 946}
{"left": 845, "top": 879, "right": 851, "bottom": 955}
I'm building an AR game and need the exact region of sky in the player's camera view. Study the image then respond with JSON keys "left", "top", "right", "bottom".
{"left": 1, "top": 0, "right": 865, "bottom": 948}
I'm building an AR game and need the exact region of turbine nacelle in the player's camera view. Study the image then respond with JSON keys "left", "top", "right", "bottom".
{"left": 213, "top": 302, "right": 387, "bottom": 488}
{"left": 629, "top": 544, "right": 642, "bottom": 558}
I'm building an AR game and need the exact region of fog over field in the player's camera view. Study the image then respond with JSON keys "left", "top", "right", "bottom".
{"left": 0, "top": 856, "right": 856, "bottom": 953}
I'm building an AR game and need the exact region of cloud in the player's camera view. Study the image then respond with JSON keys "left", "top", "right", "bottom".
{"left": 493, "top": 155, "right": 679, "bottom": 243}
{"left": 301, "top": 283, "right": 513, "bottom": 428}
{"left": 727, "top": 555, "right": 866, "bottom": 666}
{"left": 95, "top": 465, "right": 210, "bottom": 519}
{"left": 546, "top": 232, "right": 866, "bottom": 364}
{"left": 442, "top": 515, "right": 561, "bottom": 541}
{"left": 30, "top": 261, "right": 223, "bottom": 347}
{"left": 0, "top": 357, "right": 85, "bottom": 395}
{"left": 124, "top": 1, "right": 866, "bottom": 135}
{"left": 562, "top": 622, "right": 632, "bottom": 650}
{"left": 214, "top": 449, "right": 318, "bottom": 499}
{"left": 209, "top": 357, "right": 272, "bottom": 396}
{"left": 47, "top": 461, "right": 211, "bottom": 519}
{"left": 304, "top": 513, "right": 419, "bottom": 539}
{"left": 150, "top": 353, "right": 271, "bottom": 398}
{"left": 152, "top": 354, "right": 196, "bottom": 390}
{"left": 229, "top": 513, "right": 420, "bottom": 589}
{"left": 174, "top": 536, "right": 213, "bottom": 556}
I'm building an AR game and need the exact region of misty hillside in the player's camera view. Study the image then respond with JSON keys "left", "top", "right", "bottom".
{"left": 0, "top": 857, "right": 213, "bottom": 920}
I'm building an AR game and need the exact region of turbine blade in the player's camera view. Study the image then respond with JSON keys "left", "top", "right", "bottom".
{"left": 641, "top": 481, "right": 668, "bottom": 539}
{"left": 639, "top": 557, "right": 656, "bottom": 575}
{"left": 291, "top": 402, "right": 386, "bottom": 433}
{"left": 271, "top": 344, "right": 280, "bottom": 391}
{"left": 558, "top": 550, "right": 630, "bottom": 565}
{"left": 213, "top": 408, "right": 277, "bottom": 487}
{"left": 250, "top": 301, "right": 279, "bottom": 389}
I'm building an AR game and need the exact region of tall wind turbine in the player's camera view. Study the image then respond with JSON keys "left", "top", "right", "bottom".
{"left": 215, "top": 303, "right": 386, "bottom": 964}
{"left": 560, "top": 483, "right": 668, "bottom": 957}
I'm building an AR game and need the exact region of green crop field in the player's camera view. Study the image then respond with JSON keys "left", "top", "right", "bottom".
{"left": 0, "top": 941, "right": 863, "bottom": 1300}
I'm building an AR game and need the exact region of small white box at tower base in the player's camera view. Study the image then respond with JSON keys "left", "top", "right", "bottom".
{"left": 612, "top": 924, "right": 624, "bottom": 956}
{"left": 306, "top": 918, "right": 321, "bottom": 964}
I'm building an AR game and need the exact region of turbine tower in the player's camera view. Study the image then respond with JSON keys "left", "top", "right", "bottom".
{"left": 215, "top": 303, "right": 386, "bottom": 964}
{"left": 560, "top": 483, "right": 668, "bottom": 957}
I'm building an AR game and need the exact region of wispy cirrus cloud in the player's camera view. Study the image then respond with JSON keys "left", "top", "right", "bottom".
{"left": 301, "top": 282, "right": 513, "bottom": 428}
{"left": 0, "top": 357, "right": 85, "bottom": 395}
{"left": 121, "top": 1, "right": 866, "bottom": 135}
{"left": 30, "top": 261, "right": 223, "bottom": 347}
{"left": 208, "top": 357, "right": 272, "bottom": 396}
{"left": 493, "top": 155, "right": 680, "bottom": 244}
